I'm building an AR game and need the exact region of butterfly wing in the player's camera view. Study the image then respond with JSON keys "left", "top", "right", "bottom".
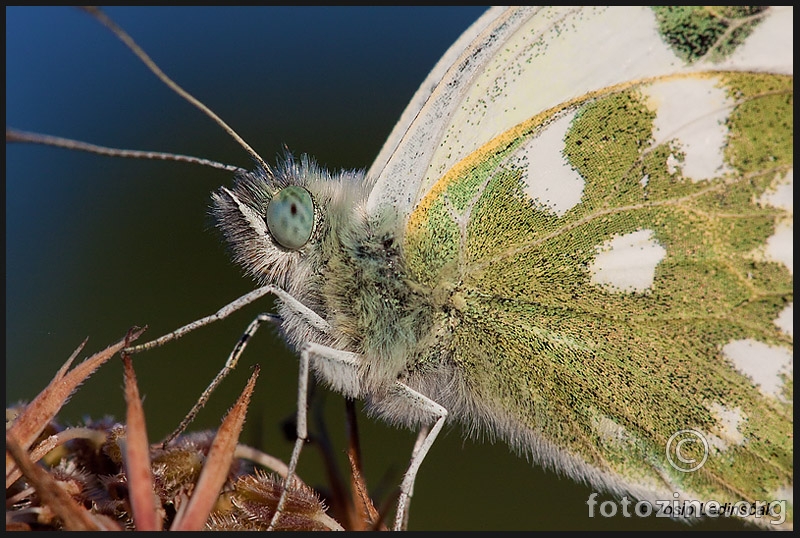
{"left": 366, "top": 6, "right": 530, "bottom": 218}
{"left": 366, "top": 6, "right": 507, "bottom": 189}
{"left": 377, "top": 6, "right": 793, "bottom": 527}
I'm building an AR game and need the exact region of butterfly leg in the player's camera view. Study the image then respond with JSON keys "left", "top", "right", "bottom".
{"left": 391, "top": 383, "right": 447, "bottom": 531}
{"left": 268, "top": 341, "right": 360, "bottom": 531}
{"left": 162, "top": 312, "right": 280, "bottom": 446}
{"left": 266, "top": 341, "right": 448, "bottom": 531}
{"left": 123, "top": 284, "right": 331, "bottom": 355}
{"left": 121, "top": 284, "right": 332, "bottom": 447}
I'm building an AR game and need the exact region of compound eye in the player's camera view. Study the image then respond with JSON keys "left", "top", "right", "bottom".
{"left": 265, "top": 186, "right": 314, "bottom": 250}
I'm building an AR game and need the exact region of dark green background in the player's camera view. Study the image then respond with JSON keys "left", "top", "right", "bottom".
{"left": 6, "top": 6, "right": 747, "bottom": 530}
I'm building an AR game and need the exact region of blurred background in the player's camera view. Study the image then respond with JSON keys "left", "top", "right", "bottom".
{"left": 7, "top": 6, "right": 747, "bottom": 530}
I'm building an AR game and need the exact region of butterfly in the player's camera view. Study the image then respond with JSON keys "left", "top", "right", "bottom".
{"left": 6, "top": 6, "right": 792, "bottom": 531}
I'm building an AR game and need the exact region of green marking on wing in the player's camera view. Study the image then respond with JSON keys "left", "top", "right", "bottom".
{"left": 404, "top": 71, "right": 792, "bottom": 519}
{"left": 651, "top": 6, "right": 770, "bottom": 64}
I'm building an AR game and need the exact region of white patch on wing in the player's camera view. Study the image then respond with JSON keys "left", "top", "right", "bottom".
{"left": 420, "top": 6, "right": 684, "bottom": 207}
{"left": 722, "top": 339, "right": 793, "bottom": 401}
{"left": 756, "top": 169, "right": 794, "bottom": 274}
{"left": 589, "top": 229, "right": 667, "bottom": 293}
{"left": 764, "top": 220, "right": 794, "bottom": 275}
{"left": 643, "top": 77, "right": 733, "bottom": 182}
{"left": 594, "top": 415, "right": 628, "bottom": 445}
{"left": 759, "top": 169, "right": 793, "bottom": 212}
{"left": 666, "top": 153, "right": 680, "bottom": 176}
{"left": 706, "top": 403, "right": 746, "bottom": 451}
{"left": 709, "top": 6, "right": 794, "bottom": 75}
{"left": 775, "top": 303, "right": 793, "bottom": 338}
{"left": 511, "top": 111, "right": 584, "bottom": 216}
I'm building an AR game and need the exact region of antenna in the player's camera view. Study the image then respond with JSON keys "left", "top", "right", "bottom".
{"left": 6, "top": 128, "right": 246, "bottom": 173}
{"left": 7, "top": 7, "right": 271, "bottom": 174}
{"left": 81, "top": 7, "right": 271, "bottom": 173}
{"left": 81, "top": 6, "right": 270, "bottom": 171}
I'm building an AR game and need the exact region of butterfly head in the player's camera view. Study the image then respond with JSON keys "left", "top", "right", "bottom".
{"left": 212, "top": 153, "right": 371, "bottom": 291}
